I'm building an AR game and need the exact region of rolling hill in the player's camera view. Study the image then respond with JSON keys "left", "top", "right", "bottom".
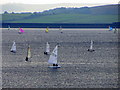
{"left": 1, "top": 4, "right": 119, "bottom": 23}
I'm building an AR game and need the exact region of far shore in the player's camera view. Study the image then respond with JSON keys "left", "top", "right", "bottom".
{"left": 1, "top": 28, "right": 114, "bottom": 31}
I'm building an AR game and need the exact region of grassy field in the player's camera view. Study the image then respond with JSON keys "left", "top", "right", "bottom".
{"left": 2, "top": 13, "right": 118, "bottom": 23}
{"left": 2, "top": 13, "right": 32, "bottom": 21}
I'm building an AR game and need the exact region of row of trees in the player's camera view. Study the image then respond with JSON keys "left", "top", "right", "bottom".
{"left": 3, "top": 11, "right": 33, "bottom": 14}
{"left": 3, "top": 6, "right": 90, "bottom": 15}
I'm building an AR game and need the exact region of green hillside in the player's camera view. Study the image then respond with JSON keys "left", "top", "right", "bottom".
{"left": 1, "top": 4, "right": 119, "bottom": 23}
{"left": 2, "top": 13, "right": 32, "bottom": 21}
{"left": 2, "top": 14, "right": 118, "bottom": 23}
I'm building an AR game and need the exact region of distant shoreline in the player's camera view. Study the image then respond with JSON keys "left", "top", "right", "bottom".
{"left": 1, "top": 28, "right": 112, "bottom": 31}
{"left": 2, "top": 22, "right": 119, "bottom": 28}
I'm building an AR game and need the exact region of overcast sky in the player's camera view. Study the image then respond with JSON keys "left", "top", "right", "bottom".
{"left": 1, "top": 0, "right": 119, "bottom": 5}
{"left": 0, "top": 0, "right": 119, "bottom": 13}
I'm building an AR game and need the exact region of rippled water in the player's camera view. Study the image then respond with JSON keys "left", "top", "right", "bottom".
{"left": 2, "top": 28, "right": 118, "bottom": 88}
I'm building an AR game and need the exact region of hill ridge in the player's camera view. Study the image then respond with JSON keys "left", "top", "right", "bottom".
{"left": 1, "top": 4, "right": 119, "bottom": 23}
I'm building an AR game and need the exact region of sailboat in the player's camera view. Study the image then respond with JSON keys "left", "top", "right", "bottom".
{"left": 44, "top": 42, "right": 50, "bottom": 55}
{"left": 48, "top": 45, "right": 61, "bottom": 68}
{"left": 114, "top": 27, "right": 117, "bottom": 34}
{"left": 8, "top": 25, "right": 10, "bottom": 30}
{"left": 109, "top": 26, "right": 113, "bottom": 31}
{"left": 88, "top": 40, "right": 95, "bottom": 52}
{"left": 10, "top": 41, "right": 16, "bottom": 53}
{"left": 59, "top": 26, "right": 63, "bottom": 33}
{"left": 45, "top": 27, "right": 49, "bottom": 33}
{"left": 25, "top": 45, "right": 32, "bottom": 61}
{"left": 18, "top": 28, "right": 24, "bottom": 34}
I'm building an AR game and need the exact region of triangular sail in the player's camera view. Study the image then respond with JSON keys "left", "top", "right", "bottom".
{"left": 11, "top": 41, "right": 16, "bottom": 52}
{"left": 8, "top": 25, "right": 10, "bottom": 30}
{"left": 59, "top": 26, "right": 63, "bottom": 33}
{"left": 20, "top": 28, "right": 24, "bottom": 33}
{"left": 114, "top": 27, "right": 117, "bottom": 33}
{"left": 46, "top": 42, "right": 50, "bottom": 53}
{"left": 48, "top": 45, "right": 58, "bottom": 64}
{"left": 90, "top": 40, "right": 93, "bottom": 50}
{"left": 45, "top": 27, "right": 49, "bottom": 33}
{"left": 27, "top": 45, "right": 31, "bottom": 58}
{"left": 109, "top": 26, "right": 113, "bottom": 31}
{"left": 25, "top": 45, "right": 31, "bottom": 61}
{"left": 59, "top": 26, "right": 62, "bottom": 30}
{"left": 18, "top": 28, "right": 24, "bottom": 34}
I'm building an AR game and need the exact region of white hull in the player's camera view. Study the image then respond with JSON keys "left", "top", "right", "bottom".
{"left": 48, "top": 65, "right": 61, "bottom": 68}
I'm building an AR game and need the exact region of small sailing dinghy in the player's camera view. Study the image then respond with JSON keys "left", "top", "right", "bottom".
{"left": 44, "top": 42, "right": 50, "bottom": 55}
{"left": 18, "top": 28, "right": 24, "bottom": 34}
{"left": 109, "top": 26, "right": 113, "bottom": 31}
{"left": 114, "top": 27, "right": 117, "bottom": 34}
{"left": 59, "top": 26, "right": 63, "bottom": 33}
{"left": 45, "top": 27, "right": 49, "bottom": 33}
{"left": 8, "top": 25, "right": 10, "bottom": 30}
{"left": 10, "top": 41, "right": 16, "bottom": 53}
{"left": 25, "top": 45, "right": 32, "bottom": 62}
{"left": 88, "top": 40, "right": 95, "bottom": 52}
{"left": 48, "top": 45, "right": 61, "bottom": 68}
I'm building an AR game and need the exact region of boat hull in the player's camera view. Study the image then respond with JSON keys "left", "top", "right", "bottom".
{"left": 88, "top": 49, "right": 95, "bottom": 52}
{"left": 48, "top": 65, "right": 61, "bottom": 69}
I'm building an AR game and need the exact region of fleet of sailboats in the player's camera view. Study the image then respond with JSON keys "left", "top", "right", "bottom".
{"left": 8, "top": 26, "right": 119, "bottom": 69}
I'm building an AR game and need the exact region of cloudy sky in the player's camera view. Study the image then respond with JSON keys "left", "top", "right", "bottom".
{"left": 0, "top": 0, "right": 119, "bottom": 13}
{"left": 1, "top": 0, "right": 119, "bottom": 5}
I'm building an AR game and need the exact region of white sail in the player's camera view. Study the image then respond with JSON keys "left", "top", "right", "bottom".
{"left": 109, "top": 26, "right": 113, "bottom": 31}
{"left": 59, "top": 26, "right": 63, "bottom": 33}
{"left": 48, "top": 45, "right": 58, "bottom": 64}
{"left": 114, "top": 28, "right": 117, "bottom": 33}
{"left": 46, "top": 42, "right": 50, "bottom": 53}
{"left": 11, "top": 41, "right": 16, "bottom": 52}
{"left": 27, "top": 45, "right": 31, "bottom": 58}
{"left": 45, "top": 27, "right": 49, "bottom": 33}
{"left": 59, "top": 26, "right": 62, "bottom": 30}
{"left": 90, "top": 40, "right": 93, "bottom": 50}
{"left": 8, "top": 25, "right": 10, "bottom": 30}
